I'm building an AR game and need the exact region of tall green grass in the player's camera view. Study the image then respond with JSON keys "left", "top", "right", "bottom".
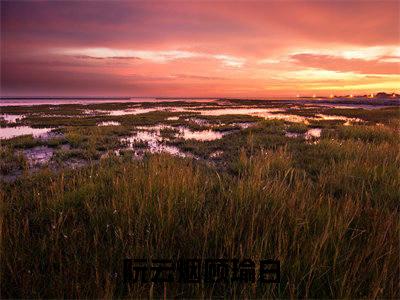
{"left": 2, "top": 125, "right": 399, "bottom": 298}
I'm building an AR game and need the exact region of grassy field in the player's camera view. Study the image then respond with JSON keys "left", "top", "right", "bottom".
{"left": 1, "top": 103, "right": 399, "bottom": 298}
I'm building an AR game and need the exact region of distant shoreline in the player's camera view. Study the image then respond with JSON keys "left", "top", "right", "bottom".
{"left": 1, "top": 97, "right": 399, "bottom": 108}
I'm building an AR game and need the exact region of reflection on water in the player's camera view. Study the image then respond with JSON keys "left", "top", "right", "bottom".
{"left": 197, "top": 108, "right": 284, "bottom": 115}
{"left": 285, "top": 132, "right": 301, "bottom": 138}
{"left": 90, "top": 106, "right": 297, "bottom": 122}
{"left": 179, "top": 127, "right": 223, "bottom": 141}
{"left": 0, "top": 98, "right": 219, "bottom": 107}
{"left": 171, "top": 106, "right": 310, "bottom": 123}
{"left": 79, "top": 104, "right": 368, "bottom": 124}
{"left": 0, "top": 114, "right": 25, "bottom": 123}
{"left": 107, "top": 108, "right": 163, "bottom": 116}
{"left": 102, "top": 106, "right": 206, "bottom": 116}
{"left": 134, "top": 125, "right": 225, "bottom": 141}
{"left": 305, "top": 128, "right": 322, "bottom": 139}
{"left": 121, "top": 130, "right": 186, "bottom": 157}
{"left": 153, "top": 125, "right": 224, "bottom": 141}
{"left": 197, "top": 107, "right": 286, "bottom": 117}
{"left": 236, "top": 122, "right": 254, "bottom": 129}
{"left": 316, "top": 104, "right": 392, "bottom": 110}
{"left": 97, "top": 121, "right": 121, "bottom": 126}
{"left": 316, "top": 114, "right": 362, "bottom": 123}
{"left": 285, "top": 128, "right": 322, "bottom": 140}
{"left": 253, "top": 111, "right": 307, "bottom": 123}
{"left": 210, "top": 150, "right": 223, "bottom": 158}
{"left": 23, "top": 146, "right": 54, "bottom": 166}
{"left": 185, "top": 118, "right": 211, "bottom": 126}
{"left": 0, "top": 126, "right": 55, "bottom": 139}
{"left": 120, "top": 125, "right": 225, "bottom": 157}
{"left": 199, "top": 108, "right": 360, "bottom": 124}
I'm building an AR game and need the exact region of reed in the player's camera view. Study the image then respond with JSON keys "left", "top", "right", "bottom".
{"left": 2, "top": 127, "right": 399, "bottom": 297}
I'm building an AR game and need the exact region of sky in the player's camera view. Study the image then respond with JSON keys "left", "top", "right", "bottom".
{"left": 1, "top": 0, "right": 399, "bottom": 98}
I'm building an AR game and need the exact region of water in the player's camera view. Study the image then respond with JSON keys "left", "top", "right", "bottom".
{"left": 120, "top": 125, "right": 225, "bottom": 157}
{"left": 314, "top": 104, "right": 393, "bottom": 110}
{"left": 196, "top": 109, "right": 360, "bottom": 123}
{"left": 178, "top": 127, "right": 223, "bottom": 141}
{"left": 285, "top": 132, "right": 301, "bottom": 138}
{"left": 305, "top": 128, "right": 322, "bottom": 139}
{"left": 97, "top": 106, "right": 361, "bottom": 124}
{"left": 41, "top": 102, "right": 382, "bottom": 125}
{"left": 1, "top": 114, "right": 25, "bottom": 123}
{"left": 97, "top": 121, "right": 121, "bottom": 126}
{"left": 71, "top": 106, "right": 308, "bottom": 123}
{"left": 0, "top": 101, "right": 365, "bottom": 141}
{"left": 210, "top": 150, "right": 224, "bottom": 158}
{"left": 285, "top": 128, "right": 322, "bottom": 140}
{"left": 185, "top": 118, "right": 211, "bottom": 126}
{"left": 0, "top": 105, "right": 360, "bottom": 141}
{"left": 316, "top": 114, "right": 362, "bottom": 123}
{"left": 0, "top": 98, "right": 218, "bottom": 107}
{"left": 0, "top": 126, "right": 55, "bottom": 139}
{"left": 96, "top": 106, "right": 205, "bottom": 116}
{"left": 121, "top": 130, "right": 186, "bottom": 157}
{"left": 133, "top": 125, "right": 225, "bottom": 141}
{"left": 106, "top": 108, "right": 163, "bottom": 116}
{"left": 23, "top": 146, "right": 54, "bottom": 166}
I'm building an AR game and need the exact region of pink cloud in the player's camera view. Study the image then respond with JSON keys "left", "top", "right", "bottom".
{"left": 291, "top": 53, "right": 400, "bottom": 75}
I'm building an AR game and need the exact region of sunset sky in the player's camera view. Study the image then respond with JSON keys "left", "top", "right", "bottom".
{"left": 1, "top": 0, "right": 399, "bottom": 98}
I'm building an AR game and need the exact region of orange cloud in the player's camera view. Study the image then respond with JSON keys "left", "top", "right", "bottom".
{"left": 291, "top": 53, "right": 399, "bottom": 75}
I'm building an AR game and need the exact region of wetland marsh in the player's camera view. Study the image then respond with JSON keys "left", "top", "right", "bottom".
{"left": 1, "top": 97, "right": 399, "bottom": 298}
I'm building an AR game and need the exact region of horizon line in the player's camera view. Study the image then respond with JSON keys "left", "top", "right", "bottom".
{"left": 1, "top": 92, "right": 399, "bottom": 100}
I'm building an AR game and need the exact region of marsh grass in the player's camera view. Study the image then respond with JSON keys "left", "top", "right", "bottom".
{"left": 308, "top": 119, "right": 346, "bottom": 128}
{"left": 322, "top": 125, "right": 398, "bottom": 143}
{"left": 124, "top": 139, "right": 149, "bottom": 149}
{"left": 3, "top": 135, "right": 43, "bottom": 149}
{"left": 212, "top": 123, "right": 243, "bottom": 132}
{"left": 324, "top": 107, "right": 400, "bottom": 124}
{"left": 53, "top": 148, "right": 101, "bottom": 162}
{"left": 159, "top": 127, "right": 180, "bottom": 139}
{"left": 0, "top": 146, "right": 28, "bottom": 175}
{"left": 2, "top": 143, "right": 399, "bottom": 298}
{"left": 286, "top": 123, "right": 308, "bottom": 133}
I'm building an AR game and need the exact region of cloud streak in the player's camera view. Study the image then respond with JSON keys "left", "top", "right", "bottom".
{"left": 58, "top": 47, "right": 246, "bottom": 68}
{"left": 291, "top": 52, "right": 400, "bottom": 75}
